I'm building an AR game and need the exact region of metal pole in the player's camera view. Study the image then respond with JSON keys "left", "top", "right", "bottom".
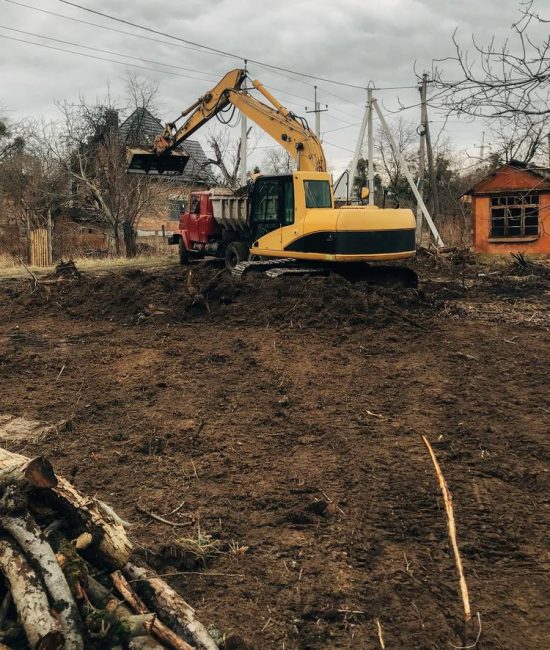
{"left": 480, "top": 131, "right": 486, "bottom": 162}
{"left": 239, "top": 59, "right": 248, "bottom": 186}
{"left": 367, "top": 88, "right": 374, "bottom": 205}
{"left": 339, "top": 101, "right": 368, "bottom": 200}
{"left": 239, "top": 112, "right": 247, "bottom": 186}
{"left": 314, "top": 86, "right": 321, "bottom": 137}
{"left": 372, "top": 98, "right": 444, "bottom": 247}
{"left": 416, "top": 76, "right": 427, "bottom": 243}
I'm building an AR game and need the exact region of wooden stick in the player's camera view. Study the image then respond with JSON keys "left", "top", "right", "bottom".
{"left": 422, "top": 435, "right": 472, "bottom": 623}
{"left": 376, "top": 618, "right": 385, "bottom": 649}
{"left": 136, "top": 504, "right": 193, "bottom": 527}
{"left": 111, "top": 571, "right": 194, "bottom": 650}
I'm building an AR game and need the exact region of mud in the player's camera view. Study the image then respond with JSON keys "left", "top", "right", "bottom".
{"left": 0, "top": 257, "right": 548, "bottom": 649}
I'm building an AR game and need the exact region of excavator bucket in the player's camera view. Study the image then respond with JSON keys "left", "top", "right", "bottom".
{"left": 126, "top": 147, "right": 189, "bottom": 176}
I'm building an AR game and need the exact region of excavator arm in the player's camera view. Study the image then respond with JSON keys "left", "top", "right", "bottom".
{"left": 127, "top": 69, "right": 326, "bottom": 175}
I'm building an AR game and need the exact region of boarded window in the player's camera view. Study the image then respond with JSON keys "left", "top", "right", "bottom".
{"left": 490, "top": 194, "right": 539, "bottom": 238}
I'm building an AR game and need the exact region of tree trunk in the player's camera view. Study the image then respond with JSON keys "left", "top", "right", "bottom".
{"left": 0, "top": 448, "right": 132, "bottom": 568}
{"left": 123, "top": 221, "right": 137, "bottom": 258}
{"left": 123, "top": 564, "right": 219, "bottom": 650}
{"left": 0, "top": 451, "right": 57, "bottom": 491}
{"left": 113, "top": 223, "right": 121, "bottom": 255}
{"left": 0, "top": 487, "right": 85, "bottom": 650}
{"left": 0, "top": 538, "right": 64, "bottom": 650}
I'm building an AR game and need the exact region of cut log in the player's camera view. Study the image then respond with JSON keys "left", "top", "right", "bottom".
{"left": 0, "top": 450, "right": 57, "bottom": 491}
{"left": 0, "top": 537, "right": 64, "bottom": 650}
{"left": 0, "top": 486, "right": 85, "bottom": 650}
{"left": 111, "top": 571, "right": 194, "bottom": 650}
{"left": 0, "top": 448, "right": 131, "bottom": 568}
{"left": 124, "top": 564, "right": 219, "bottom": 650}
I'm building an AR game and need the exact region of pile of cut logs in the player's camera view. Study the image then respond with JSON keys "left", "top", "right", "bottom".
{"left": 0, "top": 448, "right": 219, "bottom": 650}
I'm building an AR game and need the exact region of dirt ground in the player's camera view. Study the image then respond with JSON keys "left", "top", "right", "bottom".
{"left": 0, "top": 253, "right": 548, "bottom": 649}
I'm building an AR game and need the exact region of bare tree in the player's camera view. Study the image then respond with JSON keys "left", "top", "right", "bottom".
{"left": 431, "top": 1, "right": 549, "bottom": 119}
{"left": 261, "top": 148, "right": 296, "bottom": 174}
{"left": 206, "top": 125, "right": 261, "bottom": 188}
{"left": 488, "top": 112, "right": 549, "bottom": 163}
{"left": 32, "top": 95, "right": 170, "bottom": 257}
{"left": 375, "top": 117, "right": 417, "bottom": 204}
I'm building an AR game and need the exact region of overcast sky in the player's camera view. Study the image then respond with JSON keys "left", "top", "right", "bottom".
{"left": 0, "top": 0, "right": 541, "bottom": 173}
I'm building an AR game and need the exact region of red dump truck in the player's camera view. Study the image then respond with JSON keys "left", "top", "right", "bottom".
{"left": 168, "top": 187, "right": 251, "bottom": 269}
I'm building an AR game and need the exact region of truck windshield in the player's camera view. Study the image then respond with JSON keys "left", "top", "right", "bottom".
{"left": 304, "top": 180, "right": 332, "bottom": 208}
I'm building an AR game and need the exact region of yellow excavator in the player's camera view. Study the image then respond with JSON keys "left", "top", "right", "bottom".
{"left": 127, "top": 69, "right": 417, "bottom": 283}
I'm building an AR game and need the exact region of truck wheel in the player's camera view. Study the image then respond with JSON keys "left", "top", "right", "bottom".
{"left": 225, "top": 242, "right": 249, "bottom": 270}
{"left": 178, "top": 241, "right": 189, "bottom": 265}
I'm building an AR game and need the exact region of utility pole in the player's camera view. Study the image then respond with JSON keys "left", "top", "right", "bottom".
{"left": 422, "top": 73, "right": 440, "bottom": 218}
{"left": 480, "top": 131, "right": 486, "bottom": 162}
{"left": 416, "top": 77, "right": 427, "bottom": 243}
{"left": 340, "top": 100, "right": 369, "bottom": 201}
{"left": 373, "top": 98, "right": 444, "bottom": 247}
{"left": 239, "top": 60, "right": 248, "bottom": 186}
{"left": 367, "top": 88, "right": 374, "bottom": 205}
{"left": 305, "top": 86, "right": 328, "bottom": 137}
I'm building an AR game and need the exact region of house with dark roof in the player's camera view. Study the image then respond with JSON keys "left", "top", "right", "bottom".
{"left": 465, "top": 160, "right": 550, "bottom": 255}
{"left": 118, "top": 108, "right": 213, "bottom": 185}
{"left": 118, "top": 108, "right": 214, "bottom": 240}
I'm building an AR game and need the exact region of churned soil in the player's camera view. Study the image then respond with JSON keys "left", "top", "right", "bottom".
{"left": 0, "top": 254, "right": 548, "bottom": 649}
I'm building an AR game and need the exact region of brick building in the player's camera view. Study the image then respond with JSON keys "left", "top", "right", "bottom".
{"left": 466, "top": 161, "right": 550, "bottom": 255}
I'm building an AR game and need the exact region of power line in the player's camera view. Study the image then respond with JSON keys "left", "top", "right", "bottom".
{"left": 3, "top": 0, "right": 230, "bottom": 60}
{"left": 0, "top": 33, "right": 215, "bottom": 81}
{"left": 54, "top": 0, "right": 420, "bottom": 92}
{"left": 0, "top": 24, "right": 220, "bottom": 79}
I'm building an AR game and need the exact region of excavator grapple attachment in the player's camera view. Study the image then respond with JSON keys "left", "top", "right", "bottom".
{"left": 126, "top": 147, "right": 189, "bottom": 176}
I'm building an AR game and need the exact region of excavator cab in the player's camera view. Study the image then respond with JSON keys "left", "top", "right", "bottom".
{"left": 126, "top": 147, "right": 189, "bottom": 176}
{"left": 249, "top": 175, "right": 294, "bottom": 241}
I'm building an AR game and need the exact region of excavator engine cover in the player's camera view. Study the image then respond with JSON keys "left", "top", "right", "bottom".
{"left": 126, "top": 148, "right": 189, "bottom": 176}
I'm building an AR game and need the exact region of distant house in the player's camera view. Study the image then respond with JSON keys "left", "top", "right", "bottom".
{"left": 466, "top": 161, "right": 550, "bottom": 255}
{"left": 118, "top": 107, "right": 213, "bottom": 186}
{"left": 117, "top": 107, "right": 213, "bottom": 241}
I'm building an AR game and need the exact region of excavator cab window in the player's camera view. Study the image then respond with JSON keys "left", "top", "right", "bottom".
{"left": 304, "top": 180, "right": 332, "bottom": 208}
{"left": 250, "top": 175, "right": 294, "bottom": 239}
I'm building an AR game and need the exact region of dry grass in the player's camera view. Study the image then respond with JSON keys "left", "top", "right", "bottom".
{"left": 0, "top": 253, "right": 178, "bottom": 279}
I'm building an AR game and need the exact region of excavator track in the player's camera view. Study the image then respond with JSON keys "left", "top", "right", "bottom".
{"left": 231, "top": 258, "right": 294, "bottom": 278}
{"left": 232, "top": 258, "right": 418, "bottom": 287}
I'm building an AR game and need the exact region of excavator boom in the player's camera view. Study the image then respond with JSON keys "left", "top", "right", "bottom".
{"left": 127, "top": 69, "right": 326, "bottom": 175}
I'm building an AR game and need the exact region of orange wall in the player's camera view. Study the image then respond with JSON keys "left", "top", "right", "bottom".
{"left": 473, "top": 193, "right": 550, "bottom": 254}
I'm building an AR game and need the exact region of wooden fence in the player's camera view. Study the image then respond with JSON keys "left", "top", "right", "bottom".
{"left": 30, "top": 229, "right": 51, "bottom": 267}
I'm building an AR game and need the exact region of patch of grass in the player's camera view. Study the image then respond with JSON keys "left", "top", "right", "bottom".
{"left": 0, "top": 253, "right": 178, "bottom": 279}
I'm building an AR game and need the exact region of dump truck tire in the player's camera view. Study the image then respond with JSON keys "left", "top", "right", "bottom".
{"left": 178, "top": 241, "right": 189, "bottom": 265}
{"left": 225, "top": 242, "right": 249, "bottom": 271}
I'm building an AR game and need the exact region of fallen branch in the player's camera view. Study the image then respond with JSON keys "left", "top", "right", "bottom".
{"left": 136, "top": 504, "right": 194, "bottom": 527}
{"left": 0, "top": 537, "right": 64, "bottom": 650}
{"left": 111, "top": 570, "right": 194, "bottom": 650}
{"left": 422, "top": 435, "right": 472, "bottom": 623}
{"left": 376, "top": 617, "right": 385, "bottom": 649}
{"left": 124, "top": 563, "right": 219, "bottom": 650}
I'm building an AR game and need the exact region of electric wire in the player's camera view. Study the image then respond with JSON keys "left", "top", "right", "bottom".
{"left": 0, "top": 33, "right": 215, "bottom": 81}
{"left": 53, "top": 0, "right": 422, "bottom": 92}
{"left": 0, "top": 24, "right": 221, "bottom": 79}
